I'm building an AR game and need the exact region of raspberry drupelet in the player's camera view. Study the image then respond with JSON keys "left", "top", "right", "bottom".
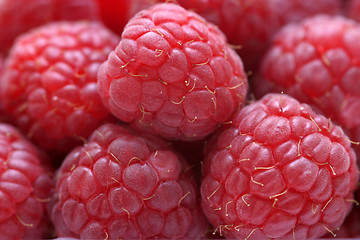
{"left": 0, "top": 123, "right": 53, "bottom": 240}
{"left": 1, "top": 21, "right": 120, "bottom": 153}
{"left": 201, "top": 93, "right": 359, "bottom": 239}
{"left": 254, "top": 14, "right": 360, "bottom": 158}
{"left": 328, "top": 191, "right": 360, "bottom": 238}
{"left": 97, "top": 3, "right": 248, "bottom": 141}
{"left": 50, "top": 123, "right": 209, "bottom": 239}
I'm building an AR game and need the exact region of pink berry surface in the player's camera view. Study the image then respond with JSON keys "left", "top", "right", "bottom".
{"left": 1, "top": 21, "right": 120, "bottom": 153}
{"left": 201, "top": 93, "right": 359, "bottom": 239}
{"left": 50, "top": 123, "right": 209, "bottom": 239}
{"left": 98, "top": 3, "right": 248, "bottom": 141}
{"left": 0, "top": 1, "right": 359, "bottom": 239}
{"left": 0, "top": 123, "right": 53, "bottom": 240}
{"left": 255, "top": 14, "right": 360, "bottom": 158}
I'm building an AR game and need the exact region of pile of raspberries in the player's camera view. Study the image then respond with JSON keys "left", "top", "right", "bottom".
{"left": 1, "top": 0, "right": 360, "bottom": 239}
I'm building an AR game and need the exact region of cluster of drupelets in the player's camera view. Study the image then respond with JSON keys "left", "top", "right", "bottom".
{"left": 0, "top": 0, "right": 360, "bottom": 239}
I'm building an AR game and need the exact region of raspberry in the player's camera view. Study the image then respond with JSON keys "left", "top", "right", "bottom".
{"left": 329, "top": 191, "right": 360, "bottom": 238}
{"left": 1, "top": 21, "right": 119, "bottom": 153}
{"left": 347, "top": 0, "right": 360, "bottom": 22}
{"left": 0, "top": 55, "right": 3, "bottom": 73}
{"left": 95, "top": 0, "right": 150, "bottom": 36}
{"left": 51, "top": 0, "right": 99, "bottom": 21}
{"left": 0, "top": 123, "right": 53, "bottom": 240}
{"left": 169, "top": 0, "right": 342, "bottom": 71}
{"left": 50, "top": 123, "right": 209, "bottom": 239}
{"left": 201, "top": 93, "right": 359, "bottom": 239}
{"left": 254, "top": 14, "right": 360, "bottom": 158}
{"left": 0, "top": 55, "right": 10, "bottom": 124}
{"left": 0, "top": 0, "right": 99, "bottom": 54}
{"left": 98, "top": 3, "right": 248, "bottom": 141}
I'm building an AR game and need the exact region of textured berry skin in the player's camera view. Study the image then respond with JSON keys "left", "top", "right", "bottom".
{"left": 98, "top": 3, "right": 248, "bottom": 141}
{"left": 0, "top": 123, "right": 53, "bottom": 240}
{"left": 254, "top": 14, "right": 360, "bottom": 158}
{"left": 327, "top": 191, "right": 360, "bottom": 238}
{"left": 1, "top": 21, "right": 119, "bottom": 153}
{"left": 50, "top": 123, "right": 209, "bottom": 239}
{"left": 0, "top": 0, "right": 99, "bottom": 54}
{"left": 201, "top": 93, "right": 359, "bottom": 239}
{"left": 170, "top": 0, "right": 342, "bottom": 71}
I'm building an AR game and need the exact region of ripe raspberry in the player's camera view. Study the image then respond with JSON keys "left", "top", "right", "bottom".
{"left": 51, "top": 0, "right": 99, "bottom": 21}
{"left": 201, "top": 93, "right": 359, "bottom": 239}
{"left": 1, "top": 21, "right": 119, "bottom": 153}
{"left": 98, "top": 3, "right": 248, "bottom": 141}
{"left": 0, "top": 55, "right": 11, "bottom": 124}
{"left": 50, "top": 123, "right": 209, "bottom": 239}
{"left": 328, "top": 190, "right": 360, "bottom": 238}
{"left": 0, "top": 55, "right": 3, "bottom": 73}
{"left": 254, "top": 14, "right": 360, "bottom": 158}
{"left": 166, "top": 0, "right": 342, "bottom": 71}
{"left": 95, "top": 0, "right": 150, "bottom": 36}
{"left": 0, "top": 123, "right": 53, "bottom": 240}
{"left": 0, "top": 0, "right": 99, "bottom": 54}
{"left": 347, "top": 0, "right": 360, "bottom": 22}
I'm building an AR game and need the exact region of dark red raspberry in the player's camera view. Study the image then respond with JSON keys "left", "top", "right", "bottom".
{"left": 0, "top": 123, "right": 53, "bottom": 240}
{"left": 172, "top": 139, "right": 207, "bottom": 184}
{"left": 51, "top": 0, "right": 99, "bottom": 21}
{"left": 347, "top": 0, "right": 360, "bottom": 22}
{"left": 95, "top": 0, "right": 150, "bottom": 36}
{"left": 50, "top": 123, "right": 209, "bottom": 239}
{"left": 254, "top": 14, "right": 360, "bottom": 159}
{"left": 0, "top": 0, "right": 99, "bottom": 54}
{"left": 201, "top": 93, "right": 359, "bottom": 239}
{"left": 0, "top": 55, "right": 3, "bottom": 73}
{"left": 166, "top": 0, "right": 342, "bottom": 72}
{"left": 0, "top": 55, "right": 10, "bottom": 124}
{"left": 98, "top": 3, "right": 248, "bottom": 141}
{"left": 1, "top": 21, "right": 119, "bottom": 153}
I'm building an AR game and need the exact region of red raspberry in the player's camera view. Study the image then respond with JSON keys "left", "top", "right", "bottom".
{"left": 1, "top": 21, "right": 119, "bottom": 153}
{"left": 347, "top": 0, "right": 360, "bottom": 22}
{"left": 323, "top": 190, "right": 360, "bottom": 238}
{"left": 254, "top": 14, "right": 360, "bottom": 158}
{"left": 95, "top": 0, "right": 150, "bottom": 36}
{"left": 98, "top": 3, "right": 248, "bottom": 141}
{"left": 0, "top": 123, "right": 53, "bottom": 240}
{"left": 201, "top": 93, "right": 359, "bottom": 239}
{"left": 0, "top": 55, "right": 3, "bottom": 73}
{"left": 51, "top": 0, "right": 99, "bottom": 21}
{"left": 168, "top": 0, "right": 342, "bottom": 71}
{"left": 50, "top": 123, "right": 209, "bottom": 239}
{"left": 327, "top": 203, "right": 360, "bottom": 238}
{"left": 0, "top": 0, "right": 99, "bottom": 54}
{"left": 0, "top": 55, "right": 12, "bottom": 127}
